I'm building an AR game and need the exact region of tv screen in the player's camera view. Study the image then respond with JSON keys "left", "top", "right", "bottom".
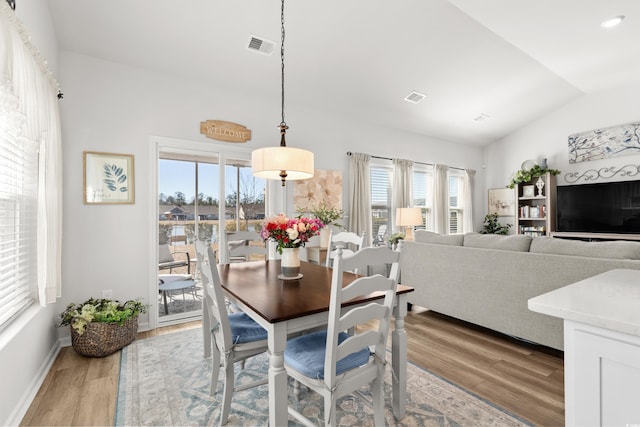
{"left": 556, "top": 180, "right": 640, "bottom": 234}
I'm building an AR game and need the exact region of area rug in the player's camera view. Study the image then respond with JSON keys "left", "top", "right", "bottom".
{"left": 116, "top": 327, "right": 531, "bottom": 426}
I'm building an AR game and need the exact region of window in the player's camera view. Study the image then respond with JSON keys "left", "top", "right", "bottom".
{"left": 449, "top": 173, "right": 464, "bottom": 234}
{"left": 0, "top": 109, "right": 38, "bottom": 328}
{"left": 370, "top": 165, "right": 391, "bottom": 238}
{"left": 412, "top": 168, "right": 432, "bottom": 230}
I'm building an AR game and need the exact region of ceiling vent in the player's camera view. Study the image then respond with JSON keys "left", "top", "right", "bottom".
{"left": 404, "top": 91, "right": 426, "bottom": 104}
{"left": 473, "top": 113, "right": 491, "bottom": 123}
{"left": 247, "top": 35, "right": 276, "bottom": 56}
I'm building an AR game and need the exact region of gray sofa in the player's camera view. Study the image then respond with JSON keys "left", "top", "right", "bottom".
{"left": 399, "top": 231, "right": 640, "bottom": 350}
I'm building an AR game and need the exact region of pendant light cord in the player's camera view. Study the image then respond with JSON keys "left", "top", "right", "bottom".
{"left": 280, "top": 0, "right": 286, "bottom": 128}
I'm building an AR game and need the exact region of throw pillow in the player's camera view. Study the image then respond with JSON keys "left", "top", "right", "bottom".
{"left": 463, "top": 233, "right": 532, "bottom": 252}
{"left": 414, "top": 230, "right": 464, "bottom": 246}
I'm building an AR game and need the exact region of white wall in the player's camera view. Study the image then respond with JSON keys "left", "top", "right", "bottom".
{"left": 482, "top": 81, "right": 640, "bottom": 232}
{"left": 57, "top": 50, "right": 484, "bottom": 329}
{"left": 484, "top": 81, "right": 640, "bottom": 189}
{"left": 0, "top": 2, "right": 62, "bottom": 425}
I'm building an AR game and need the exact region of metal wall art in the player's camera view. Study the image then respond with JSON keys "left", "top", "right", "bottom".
{"left": 568, "top": 121, "right": 640, "bottom": 163}
{"left": 564, "top": 164, "right": 640, "bottom": 183}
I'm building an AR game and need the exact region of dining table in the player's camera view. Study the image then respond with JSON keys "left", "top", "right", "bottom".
{"left": 205, "top": 259, "right": 414, "bottom": 426}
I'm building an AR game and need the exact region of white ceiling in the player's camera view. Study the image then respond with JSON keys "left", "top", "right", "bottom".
{"left": 47, "top": 0, "right": 640, "bottom": 146}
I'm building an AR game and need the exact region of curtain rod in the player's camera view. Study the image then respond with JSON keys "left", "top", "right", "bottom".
{"left": 346, "top": 151, "right": 466, "bottom": 172}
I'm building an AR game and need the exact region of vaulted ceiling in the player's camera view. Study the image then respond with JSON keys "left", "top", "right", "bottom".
{"left": 48, "top": 0, "right": 640, "bottom": 146}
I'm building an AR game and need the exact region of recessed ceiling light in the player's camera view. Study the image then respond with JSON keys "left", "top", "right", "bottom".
{"left": 600, "top": 15, "right": 625, "bottom": 28}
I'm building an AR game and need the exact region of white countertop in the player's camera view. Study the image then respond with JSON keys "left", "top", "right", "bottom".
{"left": 528, "top": 269, "right": 640, "bottom": 337}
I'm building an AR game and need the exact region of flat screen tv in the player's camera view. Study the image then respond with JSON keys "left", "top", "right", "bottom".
{"left": 556, "top": 180, "right": 640, "bottom": 234}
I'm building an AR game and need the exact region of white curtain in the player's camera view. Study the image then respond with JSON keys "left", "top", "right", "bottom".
{"left": 463, "top": 169, "right": 476, "bottom": 233}
{"left": 432, "top": 164, "right": 449, "bottom": 234}
{"left": 392, "top": 158, "right": 413, "bottom": 232}
{"left": 1, "top": 3, "right": 63, "bottom": 305}
{"left": 348, "top": 153, "right": 372, "bottom": 246}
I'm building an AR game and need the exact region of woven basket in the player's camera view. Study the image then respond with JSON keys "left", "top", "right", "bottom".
{"left": 70, "top": 317, "right": 138, "bottom": 357}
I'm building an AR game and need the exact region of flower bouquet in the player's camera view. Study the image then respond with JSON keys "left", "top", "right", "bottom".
{"left": 259, "top": 213, "right": 324, "bottom": 254}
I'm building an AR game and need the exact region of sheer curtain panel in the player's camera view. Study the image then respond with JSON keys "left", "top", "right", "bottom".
{"left": 463, "top": 169, "right": 475, "bottom": 233}
{"left": 0, "top": 3, "right": 62, "bottom": 329}
{"left": 392, "top": 158, "right": 413, "bottom": 230}
{"left": 432, "top": 164, "right": 449, "bottom": 234}
{"left": 348, "top": 153, "right": 372, "bottom": 246}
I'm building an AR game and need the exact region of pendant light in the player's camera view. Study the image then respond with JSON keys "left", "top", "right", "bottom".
{"left": 251, "top": 0, "right": 314, "bottom": 186}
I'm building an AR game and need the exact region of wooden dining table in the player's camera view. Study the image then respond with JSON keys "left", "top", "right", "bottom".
{"left": 206, "top": 259, "right": 414, "bottom": 426}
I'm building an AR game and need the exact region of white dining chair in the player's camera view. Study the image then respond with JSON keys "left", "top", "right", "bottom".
{"left": 325, "top": 230, "right": 366, "bottom": 268}
{"left": 195, "top": 240, "right": 269, "bottom": 425}
{"left": 224, "top": 230, "right": 266, "bottom": 263}
{"left": 284, "top": 246, "right": 400, "bottom": 426}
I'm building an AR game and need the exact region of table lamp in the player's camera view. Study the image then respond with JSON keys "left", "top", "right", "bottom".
{"left": 396, "top": 207, "right": 422, "bottom": 241}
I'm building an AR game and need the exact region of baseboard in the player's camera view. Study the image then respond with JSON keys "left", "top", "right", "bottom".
{"left": 7, "top": 339, "right": 62, "bottom": 426}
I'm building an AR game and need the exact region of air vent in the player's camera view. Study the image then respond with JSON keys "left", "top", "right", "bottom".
{"left": 247, "top": 35, "right": 276, "bottom": 56}
{"left": 404, "top": 91, "right": 426, "bottom": 104}
{"left": 473, "top": 113, "right": 491, "bottom": 123}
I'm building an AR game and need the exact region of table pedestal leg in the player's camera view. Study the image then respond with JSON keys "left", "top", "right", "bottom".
{"left": 392, "top": 293, "right": 408, "bottom": 420}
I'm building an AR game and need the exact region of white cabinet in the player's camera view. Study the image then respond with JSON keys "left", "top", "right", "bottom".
{"left": 528, "top": 269, "right": 640, "bottom": 427}
{"left": 565, "top": 321, "right": 640, "bottom": 426}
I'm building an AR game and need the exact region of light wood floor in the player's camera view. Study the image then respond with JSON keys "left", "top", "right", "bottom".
{"left": 21, "top": 309, "right": 564, "bottom": 426}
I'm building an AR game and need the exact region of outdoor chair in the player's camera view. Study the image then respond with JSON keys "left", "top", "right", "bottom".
{"left": 158, "top": 243, "right": 191, "bottom": 274}
{"left": 284, "top": 246, "right": 401, "bottom": 426}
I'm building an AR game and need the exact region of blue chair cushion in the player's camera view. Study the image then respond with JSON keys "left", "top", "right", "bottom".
{"left": 228, "top": 312, "right": 268, "bottom": 343}
{"left": 284, "top": 331, "right": 371, "bottom": 379}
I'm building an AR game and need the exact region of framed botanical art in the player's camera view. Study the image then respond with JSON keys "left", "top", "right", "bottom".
{"left": 83, "top": 151, "right": 135, "bottom": 204}
{"left": 488, "top": 188, "right": 515, "bottom": 217}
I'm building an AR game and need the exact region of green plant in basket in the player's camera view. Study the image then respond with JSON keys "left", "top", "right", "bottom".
{"left": 57, "top": 297, "right": 147, "bottom": 335}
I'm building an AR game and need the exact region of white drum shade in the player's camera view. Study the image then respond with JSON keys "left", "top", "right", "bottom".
{"left": 251, "top": 146, "right": 314, "bottom": 181}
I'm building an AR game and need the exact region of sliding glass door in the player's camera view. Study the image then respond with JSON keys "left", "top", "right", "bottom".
{"left": 157, "top": 150, "right": 265, "bottom": 325}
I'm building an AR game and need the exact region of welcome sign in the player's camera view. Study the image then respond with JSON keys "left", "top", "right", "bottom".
{"left": 200, "top": 120, "right": 252, "bottom": 143}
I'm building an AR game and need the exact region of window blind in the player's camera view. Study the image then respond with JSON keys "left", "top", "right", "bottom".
{"left": 0, "top": 93, "right": 38, "bottom": 329}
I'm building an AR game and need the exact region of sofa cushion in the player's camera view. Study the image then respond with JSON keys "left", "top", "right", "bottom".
{"left": 414, "top": 230, "right": 464, "bottom": 246}
{"left": 463, "top": 233, "right": 532, "bottom": 252}
{"left": 530, "top": 237, "right": 640, "bottom": 260}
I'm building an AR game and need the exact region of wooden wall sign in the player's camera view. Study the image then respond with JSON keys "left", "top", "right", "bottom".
{"left": 200, "top": 120, "right": 252, "bottom": 143}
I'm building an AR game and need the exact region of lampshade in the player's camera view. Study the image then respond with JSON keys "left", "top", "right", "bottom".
{"left": 396, "top": 207, "right": 422, "bottom": 241}
{"left": 251, "top": 146, "right": 314, "bottom": 181}
{"left": 396, "top": 207, "right": 423, "bottom": 226}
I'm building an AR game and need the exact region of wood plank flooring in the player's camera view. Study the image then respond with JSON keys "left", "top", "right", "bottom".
{"left": 21, "top": 310, "right": 564, "bottom": 426}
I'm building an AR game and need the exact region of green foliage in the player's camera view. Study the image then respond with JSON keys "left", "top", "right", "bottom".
{"left": 57, "top": 297, "right": 147, "bottom": 335}
{"left": 507, "top": 165, "right": 560, "bottom": 189}
{"left": 480, "top": 213, "right": 512, "bottom": 235}
{"left": 304, "top": 203, "right": 344, "bottom": 228}
{"left": 388, "top": 232, "right": 405, "bottom": 246}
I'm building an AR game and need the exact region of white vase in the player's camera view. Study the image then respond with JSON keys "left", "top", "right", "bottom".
{"left": 319, "top": 228, "right": 330, "bottom": 248}
{"left": 281, "top": 247, "right": 301, "bottom": 278}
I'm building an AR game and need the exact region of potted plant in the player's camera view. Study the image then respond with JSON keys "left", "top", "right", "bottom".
{"left": 57, "top": 297, "right": 147, "bottom": 357}
{"left": 479, "top": 213, "right": 512, "bottom": 235}
{"left": 306, "top": 203, "right": 344, "bottom": 247}
{"left": 388, "top": 232, "right": 405, "bottom": 250}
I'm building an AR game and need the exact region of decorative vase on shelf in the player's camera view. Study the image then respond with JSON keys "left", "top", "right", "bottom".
{"left": 280, "top": 247, "right": 301, "bottom": 279}
{"left": 536, "top": 176, "right": 545, "bottom": 196}
{"left": 319, "top": 228, "right": 330, "bottom": 248}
